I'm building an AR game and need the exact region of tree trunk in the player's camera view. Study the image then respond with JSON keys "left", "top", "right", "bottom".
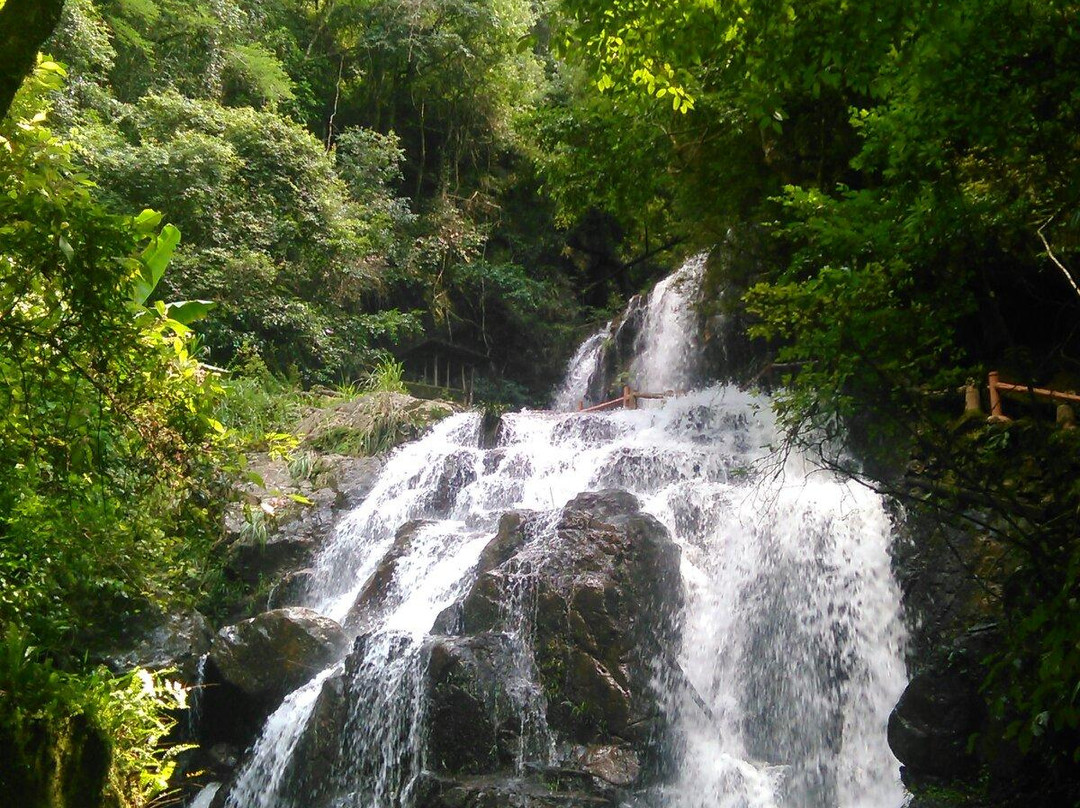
{"left": 0, "top": 0, "right": 66, "bottom": 122}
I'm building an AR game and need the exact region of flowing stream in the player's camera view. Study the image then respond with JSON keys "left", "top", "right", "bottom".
{"left": 217, "top": 255, "right": 908, "bottom": 808}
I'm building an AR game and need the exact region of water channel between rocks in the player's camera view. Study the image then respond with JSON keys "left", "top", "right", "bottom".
{"left": 211, "top": 255, "right": 908, "bottom": 808}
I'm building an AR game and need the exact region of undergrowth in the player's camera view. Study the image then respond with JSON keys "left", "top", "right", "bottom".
{"left": 0, "top": 627, "right": 187, "bottom": 808}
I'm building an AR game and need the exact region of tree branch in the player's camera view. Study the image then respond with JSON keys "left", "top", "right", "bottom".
{"left": 1037, "top": 218, "right": 1080, "bottom": 302}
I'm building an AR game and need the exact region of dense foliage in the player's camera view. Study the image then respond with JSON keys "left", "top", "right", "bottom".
{"left": 44, "top": 0, "right": 591, "bottom": 396}
{"left": 0, "top": 63, "right": 230, "bottom": 653}
{"left": 0, "top": 62, "right": 234, "bottom": 806}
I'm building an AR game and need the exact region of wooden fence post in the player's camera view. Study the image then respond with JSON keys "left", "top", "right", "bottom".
{"left": 963, "top": 382, "right": 982, "bottom": 415}
{"left": 989, "top": 371, "right": 1003, "bottom": 419}
{"left": 1058, "top": 404, "right": 1076, "bottom": 430}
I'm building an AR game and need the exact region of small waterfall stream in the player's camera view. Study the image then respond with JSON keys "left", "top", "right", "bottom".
{"left": 216, "top": 255, "right": 907, "bottom": 808}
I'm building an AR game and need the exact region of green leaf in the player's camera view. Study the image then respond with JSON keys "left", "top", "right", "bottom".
{"left": 164, "top": 300, "right": 216, "bottom": 325}
{"left": 132, "top": 209, "right": 163, "bottom": 235}
{"left": 133, "top": 224, "right": 181, "bottom": 305}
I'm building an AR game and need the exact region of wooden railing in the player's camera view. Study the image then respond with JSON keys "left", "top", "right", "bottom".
{"left": 577, "top": 385, "right": 678, "bottom": 413}
{"left": 986, "top": 371, "right": 1080, "bottom": 424}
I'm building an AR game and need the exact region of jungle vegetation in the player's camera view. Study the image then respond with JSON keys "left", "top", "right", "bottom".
{"left": 1, "top": 0, "right": 1079, "bottom": 804}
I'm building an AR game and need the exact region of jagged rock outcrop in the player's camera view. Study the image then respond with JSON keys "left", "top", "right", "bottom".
{"left": 252, "top": 489, "right": 683, "bottom": 808}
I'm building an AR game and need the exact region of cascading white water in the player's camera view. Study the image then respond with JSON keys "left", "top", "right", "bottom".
{"left": 631, "top": 252, "right": 706, "bottom": 393}
{"left": 551, "top": 322, "right": 613, "bottom": 410}
{"left": 216, "top": 255, "right": 907, "bottom": 808}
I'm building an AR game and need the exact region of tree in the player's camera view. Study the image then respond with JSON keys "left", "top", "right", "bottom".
{"left": 0, "top": 0, "right": 66, "bottom": 120}
{"left": 0, "top": 63, "right": 230, "bottom": 651}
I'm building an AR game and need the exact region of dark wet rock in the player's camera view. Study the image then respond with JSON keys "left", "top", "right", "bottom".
{"left": 106, "top": 608, "right": 213, "bottom": 681}
{"left": 450, "top": 488, "right": 682, "bottom": 764}
{"left": 425, "top": 450, "right": 479, "bottom": 512}
{"left": 226, "top": 529, "right": 319, "bottom": 587}
{"left": 888, "top": 671, "right": 985, "bottom": 781}
{"left": 279, "top": 668, "right": 350, "bottom": 799}
{"left": 577, "top": 745, "right": 641, "bottom": 787}
{"left": 481, "top": 409, "right": 504, "bottom": 449}
{"left": 344, "top": 520, "right": 432, "bottom": 631}
{"left": 0, "top": 712, "right": 110, "bottom": 808}
{"left": 267, "top": 568, "right": 314, "bottom": 609}
{"left": 425, "top": 634, "right": 521, "bottom": 775}
{"left": 209, "top": 608, "right": 346, "bottom": 702}
{"left": 579, "top": 296, "right": 645, "bottom": 405}
{"left": 414, "top": 773, "right": 616, "bottom": 808}
{"left": 477, "top": 511, "right": 531, "bottom": 573}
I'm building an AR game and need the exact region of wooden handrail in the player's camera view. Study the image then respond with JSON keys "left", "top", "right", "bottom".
{"left": 578, "top": 396, "right": 627, "bottom": 413}
{"left": 576, "top": 386, "right": 678, "bottom": 413}
{"left": 988, "top": 371, "right": 1080, "bottom": 420}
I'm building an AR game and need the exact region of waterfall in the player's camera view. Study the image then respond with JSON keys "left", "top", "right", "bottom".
{"left": 631, "top": 252, "right": 706, "bottom": 393}
{"left": 551, "top": 322, "right": 612, "bottom": 411}
{"left": 215, "top": 255, "right": 907, "bottom": 808}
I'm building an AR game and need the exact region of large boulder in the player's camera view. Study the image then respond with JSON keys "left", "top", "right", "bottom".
{"left": 202, "top": 608, "right": 347, "bottom": 745}
{"left": 454, "top": 490, "right": 682, "bottom": 748}
{"left": 209, "top": 608, "right": 347, "bottom": 703}
{"left": 888, "top": 671, "right": 985, "bottom": 783}
{"left": 429, "top": 489, "right": 682, "bottom": 798}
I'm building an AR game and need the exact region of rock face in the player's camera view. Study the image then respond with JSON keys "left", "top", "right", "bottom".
{"left": 225, "top": 454, "right": 385, "bottom": 588}
{"left": 202, "top": 608, "right": 347, "bottom": 745}
{"left": 886, "top": 507, "right": 1005, "bottom": 795}
{"left": 424, "top": 489, "right": 683, "bottom": 805}
{"left": 106, "top": 608, "right": 214, "bottom": 681}
{"left": 258, "top": 489, "right": 682, "bottom": 808}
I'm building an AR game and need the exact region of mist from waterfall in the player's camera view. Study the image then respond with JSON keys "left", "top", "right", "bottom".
{"left": 215, "top": 254, "right": 907, "bottom": 808}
